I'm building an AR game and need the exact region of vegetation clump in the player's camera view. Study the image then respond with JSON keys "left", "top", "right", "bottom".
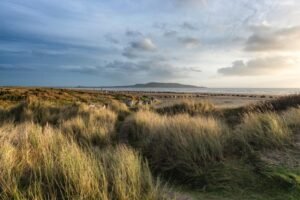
{"left": 283, "top": 107, "right": 300, "bottom": 131}
{"left": 156, "top": 100, "right": 216, "bottom": 116}
{"left": 234, "top": 112, "right": 292, "bottom": 151}
{"left": 0, "top": 123, "right": 166, "bottom": 200}
{"left": 223, "top": 95, "right": 300, "bottom": 126}
{"left": 121, "top": 110, "right": 227, "bottom": 186}
{"left": 1, "top": 88, "right": 300, "bottom": 199}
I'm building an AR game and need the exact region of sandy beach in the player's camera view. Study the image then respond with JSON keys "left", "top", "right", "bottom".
{"left": 95, "top": 89, "right": 278, "bottom": 108}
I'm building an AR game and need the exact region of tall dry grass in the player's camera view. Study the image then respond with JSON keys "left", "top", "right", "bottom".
{"left": 121, "top": 110, "right": 227, "bottom": 185}
{"left": 0, "top": 101, "right": 119, "bottom": 146}
{"left": 99, "top": 146, "right": 164, "bottom": 200}
{"left": 0, "top": 100, "right": 81, "bottom": 125}
{"left": 61, "top": 105, "right": 117, "bottom": 146}
{"left": 0, "top": 123, "right": 166, "bottom": 200}
{"left": 1, "top": 90, "right": 300, "bottom": 197}
{"left": 120, "top": 108, "right": 300, "bottom": 188}
{"left": 223, "top": 95, "right": 300, "bottom": 126}
{"left": 156, "top": 100, "right": 215, "bottom": 116}
{"left": 283, "top": 107, "right": 300, "bottom": 131}
{"left": 109, "top": 99, "right": 130, "bottom": 114}
{"left": 0, "top": 99, "right": 126, "bottom": 125}
{"left": 234, "top": 112, "right": 292, "bottom": 151}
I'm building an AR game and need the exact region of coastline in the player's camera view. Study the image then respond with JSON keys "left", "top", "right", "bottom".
{"left": 72, "top": 88, "right": 279, "bottom": 108}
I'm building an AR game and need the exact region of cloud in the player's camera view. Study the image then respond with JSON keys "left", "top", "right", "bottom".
{"left": 61, "top": 65, "right": 102, "bottom": 74}
{"left": 178, "top": 37, "right": 200, "bottom": 48}
{"left": 122, "top": 48, "right": 139, "bottom": 59}
{"left": 173, "top": 0, "right": 207, "bottom": 8}
{"left": 0, "top": 64, "right": 34, "bottom": 71}
{"left": 248, "top": 21, "right": 271, "bottom": 32}
{"left": 130, "top": 38, "right": 156, "bottom": 51}
{"left": 153, "top": 22, "right": 168, "bottom": 30}
{"left": 104, "top": 59, "right": 202, "bottom": 78}
{"left": 245, "top": 26, "right": 300, "bottom": 52}
{"left": 2, "top": 0, "right": 300, "bottom": 86}
{"left": 181, "top": 22, "right": 198, "bottom": 31}
{"left": 61, "top": 62, "right": 146, "bottom": 75}
{"left": 164, "top": 30, "right": 177, "bottom": 37}
{"left": 188, "top": 67, "right": 202, "bottom": 72}
{"left": 64, "top": 57, "right": 201, "bottom": 80}
{"left": 123, "top": 38, "right": 157, "bottom": 58}
{"left": 125, "top": 30, "right": 143, "bottom": 37}
{"left": 218, "top": 57, "right": 297, "bottom": 76}
{"left": 105, "top": 35, "right": 119, "bottom": 44}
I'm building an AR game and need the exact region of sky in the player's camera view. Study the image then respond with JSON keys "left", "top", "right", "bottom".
{"left": 0, "top": 0, "right": 300, "bottom": 87}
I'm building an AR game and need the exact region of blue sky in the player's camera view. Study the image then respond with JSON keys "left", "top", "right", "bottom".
{"left": 1, "top": 0, "right": 300, "bottom": 87}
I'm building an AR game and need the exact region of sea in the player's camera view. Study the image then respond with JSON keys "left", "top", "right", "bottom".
{"left": 79, "top": 88, "right": 300, "bottom": 96}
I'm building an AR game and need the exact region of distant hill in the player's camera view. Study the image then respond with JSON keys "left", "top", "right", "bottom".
{"left": 77, "top": 82, "right": 205, "bottom": 88}
{"left": 114, "top": 82, "right": 204, "bottom": 88}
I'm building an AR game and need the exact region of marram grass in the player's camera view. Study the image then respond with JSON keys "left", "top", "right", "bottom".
{"left": 121, "top": 110, "right": 228, "bottom": 185}
{"left": 234, "top": 112, "right": 292, "bottom": 151}
{"left": 1, "top": 91, "right": 300, "bottom": 199}
{"left": 0, "top": 123, "right": 167, "bottom": 200}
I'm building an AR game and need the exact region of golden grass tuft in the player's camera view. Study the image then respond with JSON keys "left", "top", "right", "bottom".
{"left": 0, "top": 102, "right": 118, "bottom": 146}
{"left": 99, "top": 146, "right": 165, "bottom": 200}
{"left": 121, "top": 110, "right": 227, "bottom": 185}
{"left": 234, "top": 112, "right": 292, "bottom": 151}
{"left": 283, "top": 107, "right": 300, "bottom": 131}
{"left": 156, "top": 100, "right": 215, "bottom": 116}
{"left": 61, "top": 105, "right": 117, "bottom": 146}
{"left": 2, "top": 88, "right": 300, "bottom": 198}
{"left": 0, "top": 123, "right": 165, "bottom": 200}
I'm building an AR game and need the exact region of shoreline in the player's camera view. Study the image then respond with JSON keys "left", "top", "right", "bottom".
{"left": 72, "top": 87, "right": 300, "bottom": 96}
{"left": 0, "top": 87, "right": 288, "bottom": 108}
{"left": 74, "top": 88, "right": 278, "bottom": 99}
{"left": 72, "top": 88, "right": 279, "bottom": 108}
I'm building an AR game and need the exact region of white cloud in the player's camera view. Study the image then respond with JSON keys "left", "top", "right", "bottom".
{"left": 164, "top": 30, "right": 177, "bottom": 37}
{"left": 218, "top": 56, "right": 297, "bottom": 76}
{"left": 245, "top": 26, "right": 300, "bottom": 52}
{"left": 125, "top": 30, "right": 143, "bottom": 37}
{"left": 130, "top": 38, "right": 156, "bottom": 51}
{"left": 181, "top": 22, "right": 198, "bottom": 31}
{"left": 123, "top": 38, "right": 157, "bottom": 59}
{"left": 173, "top": 0, "right": 207, "bottom": 7}
{"left": 178, "top": 37, "right": 200, "bottom": 48}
